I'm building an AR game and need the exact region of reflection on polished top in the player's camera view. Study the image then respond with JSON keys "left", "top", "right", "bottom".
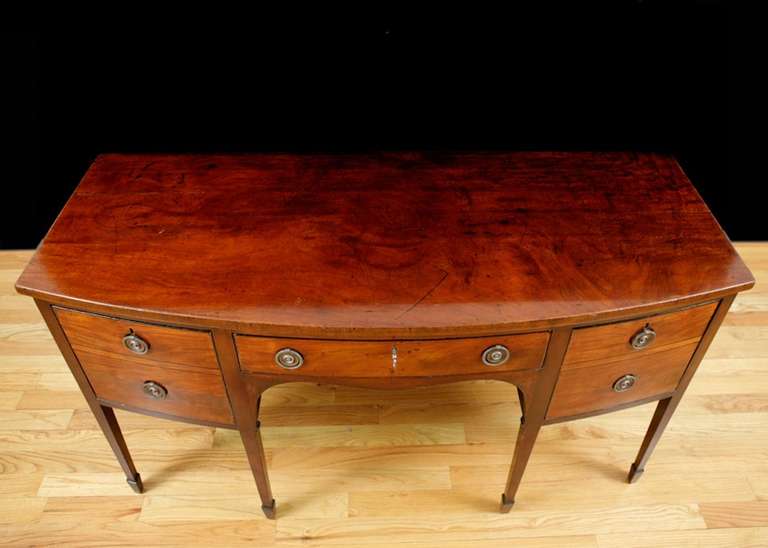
{"left": 15, "top": 152, "right": 754, "bottom": 337}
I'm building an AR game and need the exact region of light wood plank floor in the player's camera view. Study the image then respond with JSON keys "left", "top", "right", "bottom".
{"left": 1, "top": 245, "right": 766, "bottom": 547}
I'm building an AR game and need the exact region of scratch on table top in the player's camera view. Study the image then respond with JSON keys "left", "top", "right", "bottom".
{"left": 395, "top": 269, "right": 449, "bottom": 320}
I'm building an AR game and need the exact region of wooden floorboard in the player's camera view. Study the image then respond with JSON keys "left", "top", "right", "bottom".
{"left": 1, "top": 245, "right": 766, "bottom": 546}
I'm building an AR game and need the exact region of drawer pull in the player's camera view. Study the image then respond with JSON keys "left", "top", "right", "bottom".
{"left": 142, "top": 380, "right": 168, "bottom": 400}
{"left": 482, "top": 345, "right": 510, "bottom": 366}
{"left": 123, "top": 330, "right": 150, "bottom": 355}
{"left": 612, "top": 374, "right": 638, "bottom": 392}
{"left": 275, "top": 348, "right": 304, "bottom": 369}
{"left": 630, "top": 325, "right": 656, "bottom": 350}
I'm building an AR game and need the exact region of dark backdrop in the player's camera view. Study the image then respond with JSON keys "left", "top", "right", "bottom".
{"left": 3, "top": 4, "right": 755, "bottom": 249}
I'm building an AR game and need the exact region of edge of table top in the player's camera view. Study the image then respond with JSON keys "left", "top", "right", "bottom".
{"left": 16, "top": 277, "right": 752, "bottom": 340}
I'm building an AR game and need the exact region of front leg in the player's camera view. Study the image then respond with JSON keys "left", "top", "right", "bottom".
{"left": 212, "top": 330, "right": 276, "bottom": 519}
{"left": 500, "top": 328, "right": 572, "bottom": 511}
{"left": 37, "top": 301, "right": 144, "bottom": 493}
{"left": 501, "top": 411, "right": 543, "bottom": 511}
{"left": 241, "top": 396, "right": 275, "bottom": 518}
{"left": 628, "top": 295, "right": 735, "bottom": 483}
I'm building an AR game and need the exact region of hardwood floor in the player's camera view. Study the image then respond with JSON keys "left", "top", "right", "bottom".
{"left": 1, "top": 245, "right": 766, "bottom": 547}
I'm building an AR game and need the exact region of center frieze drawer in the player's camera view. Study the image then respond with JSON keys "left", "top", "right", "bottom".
{"left": 235, "top": 332, "right": 550, "bottom": 377}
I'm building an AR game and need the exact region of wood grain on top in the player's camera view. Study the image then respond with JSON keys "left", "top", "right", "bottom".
{"left": 15, "top": 152, "right": 754, "bottom": 337}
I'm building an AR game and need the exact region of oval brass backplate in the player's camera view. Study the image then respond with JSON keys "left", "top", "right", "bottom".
{"left": 482, "top": 345, "right": 510, "bottom": 366}
{"left": 612, "top": 374, "right": 638, "bottom": 392}
{"left": 142, "top": 380, "right": 168, "bottom": 400}
{"left": 275, "top": 348, "right": 304, "bottom": 369}
{"left": 123, "top": 331, "right": 150, "bottom": 355}
{"left": 630, "top": 325, "right": 656, "bottom": 350}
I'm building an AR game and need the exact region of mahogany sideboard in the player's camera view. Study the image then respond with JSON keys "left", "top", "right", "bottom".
{"left": 15, "top": 152, "right": 754, "bottom": 519}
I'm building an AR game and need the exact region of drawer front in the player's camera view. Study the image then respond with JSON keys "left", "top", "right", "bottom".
{"left": 562, "top": 302, "right": 717, "bottom": 370}
{"left": 55, "top": 308, "right": 234, "bottom": 425}
{"left": 75, "top": 349, "right": 234, "bottom": 425}
{"left": 236, "top": 332, "right": 550, "bottom": 378}
{"left": 547, "top": 342, "right": 698, "bottom": 419}
{"left": 56, "top": 308, "right": 220, "bottom": 372}
{"left": 547, "top": 303, "right": 717, "bottom": 420}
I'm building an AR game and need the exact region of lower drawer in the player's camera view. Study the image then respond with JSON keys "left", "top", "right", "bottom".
{"left": 546, "top": 341, "right": 698, "bottom": 419}
{"left": 77, "top": 348, "right": 235, "bottom": 425}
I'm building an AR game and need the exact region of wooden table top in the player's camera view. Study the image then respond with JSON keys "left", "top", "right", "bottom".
{"left": 16, "top": 152, "right": 754, "bottom": 337}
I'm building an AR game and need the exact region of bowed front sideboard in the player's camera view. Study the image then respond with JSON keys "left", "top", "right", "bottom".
{"left": 15, "top": 152, "right": 754, "bottom": 519}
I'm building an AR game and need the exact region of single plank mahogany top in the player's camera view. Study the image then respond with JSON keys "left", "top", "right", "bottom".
{"left": 16, "top": 152, "right": 754, "bottom": 338}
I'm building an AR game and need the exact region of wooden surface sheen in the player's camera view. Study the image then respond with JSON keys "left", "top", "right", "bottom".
{"left": 2, "top": 246, "right": 765, "bottom": 546}
{"left": 14, "top": 152, "right": 754, "bottom": 337}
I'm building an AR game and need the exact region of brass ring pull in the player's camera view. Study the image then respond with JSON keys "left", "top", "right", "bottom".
{"left": 143, "top": 380, "right": 168, "bottom": 400}
{"left": 630, "top": 325, "right": 656, "bottom": 350}
{"left": 613, "top": 374, "right": 638, "bottom": 392}
{"left": 275, "top": 348, "right": 304, "bottom": 369}
{"left": 482, "top": 345, "right": 510, "bottom": 366}
{"left": 123, "top": 330, "right": 150, "bottom": 354}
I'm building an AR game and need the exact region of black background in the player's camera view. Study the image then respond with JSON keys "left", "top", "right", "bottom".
{"left": 3, "top": 4, "right": 755, "bottom": 249}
